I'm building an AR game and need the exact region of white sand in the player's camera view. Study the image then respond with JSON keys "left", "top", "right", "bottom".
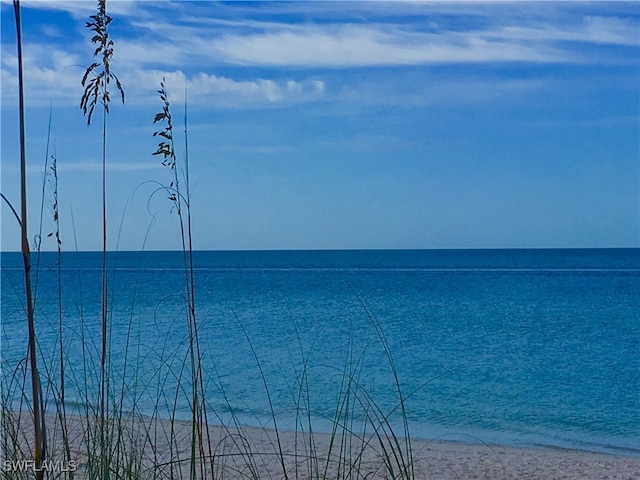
{"left": 5, "top": 412, "right": 639, "bottom": 479}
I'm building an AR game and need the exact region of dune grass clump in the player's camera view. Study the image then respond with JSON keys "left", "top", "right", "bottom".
{"left": 1, "top": 1, "right": 417, "bottom": 479}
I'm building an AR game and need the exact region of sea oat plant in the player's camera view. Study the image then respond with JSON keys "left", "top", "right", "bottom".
{"left": 45, "top": 151, "right": 75, "bottom": 478}
{"left": 153, "top": 78, "right": 213, "bottom": 479}
{"left": 80, "top": 0, "right": 125, "bottom": 477}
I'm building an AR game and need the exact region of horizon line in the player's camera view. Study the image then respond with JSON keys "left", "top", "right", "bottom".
{"left": 1, "top": 246, "right": 639, "bottom": 255}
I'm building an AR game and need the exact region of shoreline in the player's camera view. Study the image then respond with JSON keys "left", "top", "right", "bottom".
{"left": 4, "top": 411, "right": 639, "bottom": 479}
{"left": 52, "top": 401, "right": 640, "bottom": 459}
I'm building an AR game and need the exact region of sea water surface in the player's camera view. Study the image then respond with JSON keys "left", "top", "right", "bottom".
{"left": 2, "top": 249, "right": 639, "bottom": 456}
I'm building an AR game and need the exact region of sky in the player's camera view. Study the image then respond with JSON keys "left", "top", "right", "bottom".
{"left": 1, "top": 0, "right": 638, "bottom": 251}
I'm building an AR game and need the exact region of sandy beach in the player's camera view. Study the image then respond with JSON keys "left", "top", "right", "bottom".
{"left": 4, "top": 412, "right": 638, "bottom": 479}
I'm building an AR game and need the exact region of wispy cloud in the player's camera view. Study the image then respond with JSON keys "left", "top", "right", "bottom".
{"left": 120, "top": 5, "right": 638, "bottom": 68}
{"left": 2, "top": 1, "right": 637, "bottom": 110}
{"left": 0, "top": 46, "right": 85, "bottom": 107}
{"left": 212, "top": 26, "right": 568, "bottom": 67}
{"left": 19, "top": 0, "right": 139, "bottom": 18}
{"left": 209, "top": 12, "right": 639, "bottom": 68}
{"left": 119, "top": 69, "right": 326, "bottom": 107}
{"left": 491, "top": 16, "right": 639, "bottom": 47}
{"left": 0, "top": 45, "right": 325, "bottom": 109}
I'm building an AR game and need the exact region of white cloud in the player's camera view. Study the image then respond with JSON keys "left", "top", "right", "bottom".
{"left": 493, "top": 16, "right": 639, "bottom": 47}
{"left": 19, "top": 0, "right": 138, "bottom": 18}
{"left": 1, "top": 2, "right": 636, "bottom": 110}
{"left": 0, "top": 43, "right": 326, "bottom": 109}
{"left": 0, "top": 46, "right": 85, "bottom": 107}
{"left": 122, "top": 9, "right": 638, "bottom": 69}
{"left": 114, "top": 40, "right": 187, "bottom": 68}
{"left": 40, "top": 24, "right": 66, "bottom": 38}
{"left": 212, "top": 26, "right": 570, "bottom": 67}
{"left": 206, "top": 13, "right": 639, "bottom": 69}
{"left": 125, "top": 69, "right": 325, "bottom": 108}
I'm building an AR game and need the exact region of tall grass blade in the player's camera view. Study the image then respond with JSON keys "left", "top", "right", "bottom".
{"left": 13, "top": 1, "right": 45, "bottom": 478}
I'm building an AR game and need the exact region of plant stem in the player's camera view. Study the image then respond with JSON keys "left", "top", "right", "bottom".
{"left": 14, "top": 1, "right": 44, "bottom": 478}
{"left": 100, "top": 79, "right": 109, "bottom": 480}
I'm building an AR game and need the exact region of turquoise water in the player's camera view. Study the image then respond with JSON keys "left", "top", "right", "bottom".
{"left": 2, "top": 249, "right": 639, "bottom": 456}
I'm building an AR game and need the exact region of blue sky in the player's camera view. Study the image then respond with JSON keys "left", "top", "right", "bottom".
{"left": 1, "top": 1, "right": 638, "bottom": 251}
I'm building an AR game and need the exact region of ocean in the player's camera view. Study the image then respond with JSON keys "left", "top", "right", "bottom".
{"left": 1, "top": 248, "right": 639, "bottom": 456}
